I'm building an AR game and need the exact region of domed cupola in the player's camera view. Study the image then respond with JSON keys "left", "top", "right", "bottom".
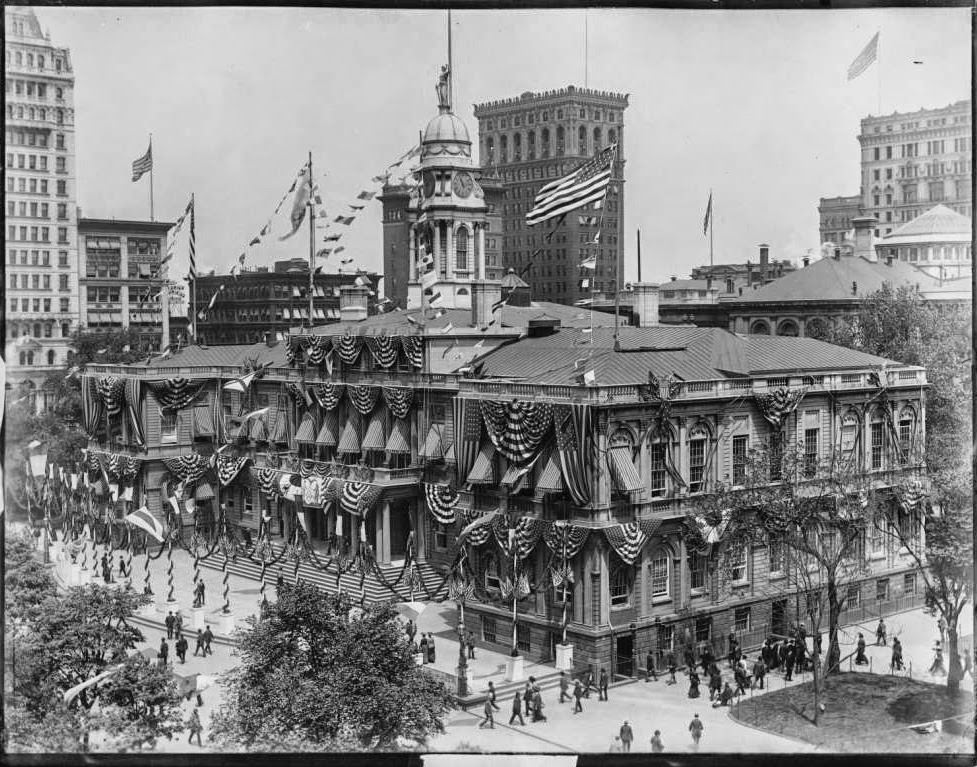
{"left": 420, "top": 65, "right": 472, "bottom": 168}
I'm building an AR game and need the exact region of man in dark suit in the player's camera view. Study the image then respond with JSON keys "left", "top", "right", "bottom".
{"left": 158, "top": 637, "right": 169, "bottom": 668}
{"left": 509, "top": 691, "right": 525, "bottom": 725}
{"left": 598, "top": 668, "right": 609, "bottom": 701}
{"left": 165, "top": 611, "right": 176, "bottom": 640}
{"left": 202, "top": 625, "right": 214, "bottom": 656}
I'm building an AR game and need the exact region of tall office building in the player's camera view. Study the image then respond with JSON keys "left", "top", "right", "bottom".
{"left": 4, "top": 6, "right": 78, "bottom": 409}
{"left": 473, "top": 86, "right": 628, "bottom": 305}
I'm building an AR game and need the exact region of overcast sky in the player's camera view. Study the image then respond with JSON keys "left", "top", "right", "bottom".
{"left": 37, "top": 6, "right": 971, "bottom": 291}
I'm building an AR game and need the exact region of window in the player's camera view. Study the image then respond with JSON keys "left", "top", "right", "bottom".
{"left": 870, "top": 421, "right": 884, "bottom": 470}
{"left": 734, "top": 606, "right": 751, "bottom": 632}
{"left": 434, "top": 523, "right": 448, "bottom": 551}
{"left": 649, "top": 551, "right": 670, "bottom": 599}
{"left": 578, "top": 126, "right": 587, "bottom": 154}
{"left": 484, "top": 557, "right": 501, "bottom": 591}
{"left": 60, "top": 300, "right": 69, "bottom": 314}
{"left": 903, "top": 572, "right": 917, "bottom": 595}
{"left": 732, "top": 435, "right": 748, "bottom": 485}
{"left": 482, "top": 616, "right": 497, "bottom": 644}
{"left": 876, "top": 579, "right": 889, "bottom": 602}
{"left": 804, "top": 427, "right": 819, "bottom": 477}
{"left": 688, "top": 425, "right": 708, "bottom": 492}
{"left": 610, "top": 562, "right": 631, "bottom": 607}
{"left": 689, "top": 552, "right": 707, "bottom": 591}
{"left": 59, "top": 274, "right": 69, "bottom": 291}
{"left": 768, "top": 535, "right": 786, "bottom": 574}
{"left": 845, "top": 585, "right": 861, "bottom": 610}
{"left": 657, "top": 624, "right": 673, "bottom": 653}
{"left": 455, "top": 227, "right": 468, "bottom": 271}
{"left": 840, "top": 413, "right": 859, "bottom": 461}
{"left": 729, "top": 545, "right": 748, "bottom": 583}
{"left": 695, "top": 616, "right": 712, "bottom": 644}
{"left": 898, "top": 411, "right": 913, "bottom": 462}
{"left": 516, "top": 623, "right": 531, "bottom": 653}
{"left": 160, "top": 410, "right": 178, "bottom": 443}
{"left": 649, "top": 442, "right": 666, "bottom": 496}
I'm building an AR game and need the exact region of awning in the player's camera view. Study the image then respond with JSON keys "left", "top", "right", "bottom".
{"left": 327, "top": 308, "right": 340, "bottom": 319}
{"left": 362, "top": 412, "right": 387, "bottom": 451}
{"left": 109, "top": 312, "right": 122, "bottom": 323}
{"left": 314, "top": 308, "right": 326, "bottom": 320}
{"left": 501, "top": 461, "right": 530, "bottom": 491}
{"left": 248, "top": 414, "right": 267, "bottom": 441}
{"left": 295, "top": 412, "right": 317, "bottom": 443}
{"left": 608, "top": 444, "right": 643, "bottom": 494}
{"left": 466, "top": 442, "right": 496, "bottom": 485}
{"left": 419, "top": 424, "right": 444, "bottom": 460}
{"left": 385, "top": 418, "right": 410, "bottom": 454}
{"left": 535, "top": 448, "right": 563, "bottom": 492}
{"left": 270, "top": 407, "right": 288, "bottom": 444}
{"left": 193, "top": 406, "right": 214, "bottom": 437}
{"left": 315, "top": 409, "right": 339, "bottom": 446}
{"left": 195, "top": 482, "right": 214, "bottom": 501}
{"left": 337, "top": 414, "right": 360, "bottom": 454}
{"left": 283, "top": 308, "right": 292, "bottom": 320}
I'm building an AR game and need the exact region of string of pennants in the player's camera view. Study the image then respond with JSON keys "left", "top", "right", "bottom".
{"left": 284, "top": 331, "right": 424, "bottom": 371}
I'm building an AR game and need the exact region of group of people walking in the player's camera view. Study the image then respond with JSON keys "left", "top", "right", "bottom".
{"left": 159, "top": 611, "right": 214, "bottom": 668}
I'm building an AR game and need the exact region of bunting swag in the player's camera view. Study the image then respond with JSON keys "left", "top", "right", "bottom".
{"left": 366, "top": 335, "right": 399, "bottom": 368}
{"left": 215, "top": 455, "right": 249, "bottom": 485}
{"left": 125, "top": 378, "right": 145, "bottom": 446}
{"left": 95, "top": 376, "right": 126, "bottom": 416}
{"left": 284, "top": 336, "right": 298, "bottom": 366}
{"left": 95, "top": 452, "right": 141, "bottom": 482}
{"left": 553, "top": 404, "right": 593, "bottom": 507}
{"left": 340, "top": 481, "right": 382, "bottom": 515}
{"left": 82, "top": 377, "right": 104, "bottom": 437}
{"left": 163, "top": 454, "right": 210, "bottom": 483}
{"left": 754, "top": 387, "right": 807, "bottom": 429}
{"left": 453, "top": 398, "right": 482, "bottom": 484}
{"left": 400, "top": 335, "right": 424, "bottom": 369}
{"left": 311, "top": 383, "right": 345, "bottom": 411}
{"left": 543, "top": 521, "right": 590, "bottom": 560}
{"left": 480, "top": 400, "right": 553, "bottom": 464}
{"left": 285, "top": 382, "right": 309, "bottom": 409}
{"left": 147, "top": 378, "right": 206, "bottom": 412}
{"left": 424, "top": 483, "right": 459, "bottom": 525}
{"left": 513, "top": 516, "right": 545, "bottom": 559}
{"left": 382, "top": 386, "right": 413, "bottom": 419}
{"left": 603, "top": 522, "right": 647, "bottom": 566}
{"left": 347, "top": 384, "right": 380, "bottom": 415}
{"left": 300, "top": 459, "right": 332, "bottom": 478}
{"left": 304, "top": 335, "right": 332, "bottom": 365}
{"left": 255, "top": 467, "right": 283, "bottom": 498}
{"left": 336, "top": 329, "right": 363, "bottom": 365}
{"left": 645, "top": 373, "right": 686, "bottom": 488}
{"left": 458, "top": 509, "right": 494, "bottom": 547}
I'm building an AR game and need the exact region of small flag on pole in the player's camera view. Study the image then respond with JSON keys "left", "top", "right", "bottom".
{"left": 526, "top": 145, "right": 615, "bottom": 226}
{"left": 703, "top": 191, "right": 712, "bottom": 236}
{"left": 125, "top": 506, "right": 165, "bottom": 543}
{"left": 847, "top": 32, "right": 880, "bottom": 81}
{"left": 131, "top": 141, "right": 153, "bottom": 182}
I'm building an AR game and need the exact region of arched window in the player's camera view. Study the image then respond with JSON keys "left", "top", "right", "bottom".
{"left": 56, "top": 109, "right": 64, "bottom": 125}
{"left": 455, "top": 227, "right": 469, "bottom": 272}
{"left": 33, "top": 322, "right": 42, "bottom": 338}
{"left": 47, "top": 350, "right": 55, "bottom": 365}
{"left": 38, "top": 55, "right": 44, "bottom": 69}
{"left": 513, "top": 133, "right": 522, "bottom": 162}
{"left": 578, "top": 126, "right": 587, "bottom": 155}
{"left": 556, "top": 126, "right": 565, "bottom": 156}
{"left": 526, "top": 130, "right": 535, "bottom": 160}
{"left": 593, "top": 127, "right": 602, "bottom": 151}
{"left": 688, "top": 422, "right": 711, "bottom": 493}
{"left": 609, "top": 556, "right": 632, "bottom": 607}
{"left": 776, "top": 319, "right": 799, "bottom": 337}
{"left": 897, "top": 406, "right": 917, "bottom": 463}
{"left": 500, "top": 134, "right": 508, "bottom": 164}
{"left": 839, "top": 410, "right": 860, "bottom": 463}
{"left": 11, "top": 325, "right": 18, "bottom": 339}
{"left": 484, "top": 557, "right": 501, "bottom": 591}
{"left": 749, "top": 320, "right": 771, "bottom": 335}
{"left": 26, "top": 351, "right": 34, "bottom": 366}
{"left": 19, "top": 352, "right": 26, "bottom": 366}
{"left": 805, "top": 317, "right": 828, "bottom": 340}
{"left": 608, "top": 129, "right": 617, "bottom": 146}
{"left": 485, "top": 136, "right": 495, "bottom": 165}
{"left": 541, "top": 128, "right": 550, "bottom": 158}
{"left": 648, "top": 549, "right": 670, "bottom": 600}
{"left": 43, "top": 322, "right": 52, "bottom": 338}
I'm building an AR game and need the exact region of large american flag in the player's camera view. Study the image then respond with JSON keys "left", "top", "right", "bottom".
{"left": 526, "top": 145, "right": 615, "bottom": 226}
{"left": 131, "top": 142, "right": 153, "bottom": 182}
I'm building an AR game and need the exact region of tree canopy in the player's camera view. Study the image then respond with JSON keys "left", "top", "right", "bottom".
{"left": 209, "top": 582, "right": 453, "bottom": 751}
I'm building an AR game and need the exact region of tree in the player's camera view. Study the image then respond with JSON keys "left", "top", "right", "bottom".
{"left": 688, "top": 444, "right": 875, "bottom": 726}
{"left": 209, "top": 582, "right": 453, "bottom": 751}
{"left": 5, "top": 529, "right": 58, "bottom": 623}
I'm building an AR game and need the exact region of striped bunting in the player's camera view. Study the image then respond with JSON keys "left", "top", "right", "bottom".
{"left": 543, "top": 520, "right": 590, "bottom": 560}
{"left": 95, "top": 376, "right": 126, "bottom": 416}
{"left": 480, "top": 399, "right": 553, "bottom": 464}
{"left": 525, "top": 145, "right": 615, "bottom": 226}
{"left": 382, "top": 386, "right": 413, "bottom": 419}
{"left": 347, "top": 384, "right": 380, "bottom": 415}
{"left": 603, "top": 522, "right": 647, "bottom": 566}
{"left": 424, "top": 482, "right": 460, "bottom": 525}
{"left": 163, "top": 454, "right": 210, "bottom": 483}
{"left": 366, "top": 334, "right": 399, "bottom": 368}
{"left": 400, "top": 335, "right": 424, "bottom": 369}
{"left": 336, "top": 328, "right": 363, "bottom": 364}
{"left": 215, "top": 454, "right": 249, "bottom": 485}
{"left": 146, "top": 378, "right": 206, "bottom": 411}
{"left": 340, "top": 481, "right": 382, "bottom": 515}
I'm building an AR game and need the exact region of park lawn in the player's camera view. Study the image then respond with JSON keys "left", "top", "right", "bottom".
{"left": 731, "top": 672, "right": 973, "bottom": 753}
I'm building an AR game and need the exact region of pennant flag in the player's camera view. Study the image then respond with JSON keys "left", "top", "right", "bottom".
{"left": 421, "top": 270, "right": 439, "bottom": 290}
{"left": 223, "top": 371, "right": 257, "bottom": 393}
{"left": 371, "top": 174, "right": 388, "bottom": 184}
{"left": 324, "top": 233, "right": 342, "bottom": 242}
{"left": 335, "top": 216, "right": 356, "bottom": 225}
{"left": 279, "top": 166, "right": 311, "bottom": 240}
{"left": 442, "top": 338, "right": 459, "bottom": 358}
{"left": 357, "top": 190, "right": 376, "bottom": 201}
{"left": 848, "top": 32, "right": 880, "bottom": 80}
{"left": 703, "top": 191, "right": 712, "bottom": 235}
{"left": 315, "top": 249, "right": 331, "bottom": 259}
{"left": 526, "top": 145, "right": 615, "bottom": 226}
{"left": 27, "top": 440, "right": 41, "bottom": 450}
{"left": 240, "top": 407, "right": 269, "bottom": 421}
{"left": 580, "top": 256, "right": 596, "bottom": 270}
{"left": 208, "top": 292, "right": 219, "bottom": 310}
{"left": 249, "top": 235, "right": 261, "bottom": 246}
{"left": 518, "top": 259, "right": 534, "bottom": 278}
{"left": 473, "top": 339, "right": 484, "bottom": 349}
{"left": 239, "top": 252, "right": 247, "bottom": 264}
{"left": 354, "top": 275, "right": 368, "bottom": 287}
{"left": 583, "top": 369, "right": 596, "bottom": 386}
{"left": 349, "top": 204, "right": 365, "bottom": 211}
{"left": 131, "top": 141, "right": 153, "bottom": 182}
{"left": 580, "top": 277, "right": 590, "bottom": 290}
{"left": 125, "top": 506, "right": 165, "bottom": 543}
{"left": 491, "top": 296, "right": 508, "bottom": 312}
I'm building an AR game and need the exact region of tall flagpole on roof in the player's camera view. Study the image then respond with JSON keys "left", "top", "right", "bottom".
{"left": 308, "top": 150, "right": 315, "bottom": 330}
{"left": 447, "top": 9, "right": 452, "bottom": 109}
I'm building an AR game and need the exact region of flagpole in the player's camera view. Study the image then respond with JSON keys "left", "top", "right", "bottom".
{"left": 709, "top": 189, "right": 714, "bottom": 267}
{"left": 308, "top": 151, "right": 315, "bottom": 330}
{"left": 636, "top": 228, "right": 642, "bottom": 283}
{"left": 149, "top": 134, "right": 155, "bottom": 222}
{"left": 876, "top": 28, "right": 882, "bottom": 115}
{"left": 190, "top": 193, "right": 197, "bottom": 343}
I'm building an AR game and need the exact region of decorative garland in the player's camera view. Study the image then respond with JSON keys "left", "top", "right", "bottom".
{"left": 146, "top": 378, "right": 207, "bottom": 412}
{"left": 94, "top": 452, "right": 141, "bottom": 482}
{"left": 365, "top": 334, "right": 399, "bottom": 368}
{"left": 458, "top": 509, "right": 492, "bottom": 547}
{"left": 424, "top": 482, "right": 459, "bottom": 525}
{"left": 336, "top": 328, "right": 363, "bottom": 364}
{"left": 480, "top": 400, "right": 553, "bottom": 464}
{"left": 215, "top": 454, "right": 250, "bottom": 485}
{"left": 284, "top": 335, "right": 297, "bottom": 366}
{"left": 311, "top": 383, "right": 345, "bottom": 411}
{"left": 285, "top": 382, "right": 309, "bottom": 409}
{"left": 513, "top": 516, "right": 545, "bottom": 559}
{"left": 254, "top": 467, "right": 283, "bottom": 498}
{"left": 753, "top": 387, "right": 808, "bottom": 429}
{"left": 382, "top": 386, "right": 413, "bottom": 419}
{"left": 400, "top": 335, "right": 423, "bottom": 369}
{"left": 542, "top": 520, "right": 590, "bottom": 559}
{"left": 95, "top": 376, "right": 126, "bottom": 417}
{"left": 603, "top": 522, "right": 647, "bottom": 566}
{"left": 347, "top": 384, "right": 380, "bottom": 415}
{"left": 305, "top": 335, "right": 332, "bottom": 365}
{"left": 339, "top": 481, "right": 382, "bottom": 515}
{"left": 163, "top": 454, "right": 210, "bottom": 483}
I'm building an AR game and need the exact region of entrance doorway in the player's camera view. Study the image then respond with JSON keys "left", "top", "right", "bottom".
{"left": 772, "top": 599, "right": 788, "bottom": 637}
{"left": 615, "top": 634, "right": 634, "bottom": 678}
{"left": 389, "top": 500, "right": 412, "bottom": 562}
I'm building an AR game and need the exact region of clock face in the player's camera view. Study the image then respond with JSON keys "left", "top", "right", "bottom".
{"left": 422, "top": 171, "right": 436, "bottom": 199}
{"left": 452, "top": 171, "right": 474, "bottom": 199}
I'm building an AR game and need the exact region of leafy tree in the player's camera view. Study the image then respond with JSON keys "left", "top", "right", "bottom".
{"left": 209, "top": 582, "right": 453, "bottom": 751}
{"left": 5, "top": 529, "right": 58, "bottom": 623}
{"left": 688, "top": 445, "right": 875, "bottom": 726}
{"left": 4, "top": 704, "right": 89, "bottom": 753}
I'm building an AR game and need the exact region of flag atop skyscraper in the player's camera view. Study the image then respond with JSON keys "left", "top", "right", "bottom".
{"left": 703, "top": 191, "right": 712, "bottom": 235}
{"left": 525, "top": 145, "right": 615, "bottom": 226}
{"left": 847, "top": 32, "right": 879, "bottom": 81}
{"left": 131, "top": 141, "right": 153, "bottom": 182}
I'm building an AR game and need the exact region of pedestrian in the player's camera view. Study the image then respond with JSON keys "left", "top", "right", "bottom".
{"left": 277, "top": 567, "right": 285, "bottom": 595}
{"left": 752, "top": 656, "right": 767, "bottom": 690}
{"left": 890, "top": 637, "right": 904, "bottom": 671}
{"left": 854, "top": 633, "right": 868, "bottom": 666}
{"left": 419, "top": 633, "right": 429, "bottom": 664}
{"left": 523, "top": 682, "right": 534, "bottom": 720}
{"left": 165, "top": 611, "right": 176, "bottom": 640}
{"left": 962, "top": 650, "right": 973, "bottom": 679}
{"left": 487, "top": 680, "right": 500, "bottom": 710}
{"left": 619, "top": 720, "right": 634, "bottom": 753}
{"left": 573, "top": 679, "right": 584, "bottom": 714}
{"left": 776, "top": 641, "right": 787, "bottom": 671}
{"left": 700, "top": 645, "right": 714, "bottom": 675}
{"left": 158, "top": 637, "right": 169, "bottom": 668}
{"left": 727, "top": 633, "right": 738, "bottom": 667}
{"left": 193, "top": 628, "right": 205, "bottom": 657}
{"left": 197, "top": 579, "right": 206, "bottom": 607}
{"left": 713, "top": 681, "right": 734, "bottom": 707}
{"left": 118, "top": 555, "right": 127, "bottom": 579}
{"left": 187, "top": 707, "right": 203, "bottom": 746}
{"left": 598, "top": 667, "right": 609, "bottom": 701}
{"left": 938, "top": 616, "right": 947, "bottom": 645}
{"left": 466, "top": 630, "right": 476, "bottom": 659}
{"left": 532, "top": 689, "right": 546, "bottom": 722}
{"left": 683, "top": 646, "right": 696, "bottom": 673}
{"left": 509, "top": 691, "right": 525, "bottom": 725}
{"left": 175, "top": 612, "right": 184, "bottom": 637}
{"left": 202, "top": 625, "right": 214, "bottom": 656}
{"left": 689, "top": 713, "right": 704, "bottom": 751}
{"left": 666, "top": 652, "right": 677, "bottom": 685}
{"left": 929, "top": 641, "right": 946, "bottom": 675}
{"left": 559, "top": 671, "right": 570, "bottom": 703}
{"left": 688, "top": 669, "right": 701, "bottom": 699}
{"left": 584, "top": 668, "right": 595, "bottom": 697}
{"left": 785, "top": 645, "right": 796, "bottom": 681}
{"left": 646, "top": 650, "right": 658, "bottom": 681}
{"left": 427, "top": 633, "right": 436, "bottom": 664}
{"left": 876, "top": 618, "right": 887, "bottom": 646}
{"left": 708, "top": 666, "right": 722, "bottom": 701}
{"left": 405, "top": 619, "right": 416, "bottom": 645}
{"left": 479, "top": 697, "right": 495, "bottom": 729}
{"left": 650, "top": 729, "right": 664, "bottom": 753}
{"left": 175, "top": 633, "right": 188, "bottom": 664}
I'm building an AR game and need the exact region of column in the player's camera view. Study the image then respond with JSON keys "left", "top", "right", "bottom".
{"left": 379, "top": 502, "right": 391, "bottom": 564}
{"left": 432, "top": 221, "right": 442, "bottom": 278}
{"left": 446, "top": 221, "right": 455, "bottom": 279}
{"left": 477, "top": 224, "right": 486, "bottom": 279}
{"left": 678, "top": 537, "right": 688, "bottom": 609}
{"left": 120, "top": 285, "right": 130, "bottom": 329}
{"left": 408, "top": 226, "right": 417, "bottom": 280}
{"left": 598, "top": 545, "right": 610, "bottom": 626}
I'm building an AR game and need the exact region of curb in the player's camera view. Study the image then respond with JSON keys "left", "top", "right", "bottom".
{"left": 725, "top": 704, "right": 822, "bottom": 751}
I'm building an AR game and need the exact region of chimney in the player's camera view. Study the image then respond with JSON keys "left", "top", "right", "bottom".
{"left": 851, "top": 215, "right": 878, "bottom": 262}
{"left": 630, "top": 282, "right": 660, "bottom": 327}
{"left": 471, "top": 279, "right": 502, "bottom": 330}
{"left": 746, "top": 262, "right": 753, "bottom": 284}
{"left": 759, "top": 244, "right": 769, "bottom": 282}
{"left": 339, "top": 285, "right": 369, "bottom": 323}
{"left": 670, "top": 275, "right": 677, "bottom": 282}
{"left": 802, "top": 255, "right": 810, "bottom": 267}
{"left": 851, "top": 281, "right": 858, "bottom": 296}
{"left": 706, "top": 277, "right": 713, "bottom": 291}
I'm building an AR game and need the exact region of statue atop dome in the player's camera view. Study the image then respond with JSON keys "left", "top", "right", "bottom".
{"left": 436, "top": 64, "right": 451, "bottom": 113}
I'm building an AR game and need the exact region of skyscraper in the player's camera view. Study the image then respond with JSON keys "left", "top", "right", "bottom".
{"left": 5, "top": 6, "right": 78, "bottom": 410}
{"left": 473, "top": 86, "right": 628, "bottom": 305}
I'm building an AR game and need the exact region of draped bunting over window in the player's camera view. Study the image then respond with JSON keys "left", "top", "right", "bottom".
{"left": 366, "top": 334, "right": 399, "bottom": 368}
{"left": 95, "top": 376, "right": 126, "bottom": 416}
{"left": 868, "top": 369, "right": 907, "bottom": 463}
{"left": 512, "top": 516, "right": 545, "bottom": 559}
{"left": 553, "top": 403, "right": 593, "bottom": 506}
{"left": 215, "top": 454, "right": 249, "bottom": 485}
{"left": 453, "top": 398, "right": 483, "bottom": 483}
{"left": 424, "top": 482, "right": 460, "bottom": 524}
{"left": 94, "top": 451, "right": 141, "bottom": 482}
{"left": 146, "top": 378, "right": 207, "bottom": 412}
{"left": 163, "top": 453, "right": 210, "bottom": 483}
{"left": 340, "top": 481, "right": 382, "bottom": 515}
{"left": 480, "top": 399, "right": 553, "bottom": 464}
{"left": 82, "top": 377, "right": 104, "bottom": 437}
{"left": 347, "top": 384, "right": 380, "bottom": 415}
{"left": 299, "top": 459, "right": 334, "bottom": 478}
{"left": 304, "top": 335, "right": 332, "bottom": 365}
{"left": 894, "top": 478, "right": 928, "bottom": 512}
{"left": 753, "top": 387, "right": 808, "bottom": 429}
{"left": 543, "top": 520, "right": 590, "bottom": 559}
{"left": 311, "top": 383, "right": 345, "bottom": 411}
{"left": 684, "top": 511, "right": 731, "bottom": 555}
{"left": 382, "top": 386, "right": 413, "bottom": 419}
{"left": 336, "top": 328, "right": 363, "bottom": 364}
{"left": 400, "top": 335, "right": 424, "bottom": 369}
{"left": 607, "top": 444, "right": 643, "bottom": 495}
{"left": 603, "top": 522, "right": 647, "bottom": 565}
{"left": 255, "top": 467, "right": 283, "bottom": 498}
{"left": 458, "top": 509, "right": 496, "bottom": 547}
{"left": 645, "top": 373, "right": 686, "bottom": 489}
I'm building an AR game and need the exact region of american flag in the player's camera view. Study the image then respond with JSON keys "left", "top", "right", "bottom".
{"left": 186, "top": 196, "right": 196, "bottom": 280}
{"left": 526, "top": 145, "right": 615, "bottom": 226}
{"left": 847, "top": 32, "right": 879, "bottom": 81}
{"left": 131, "top": 142, "right": 153, "bottom": 182}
